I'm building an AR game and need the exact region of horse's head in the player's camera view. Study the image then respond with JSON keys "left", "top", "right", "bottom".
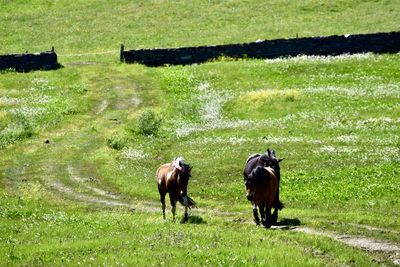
{"left": 173, "top": 157, "right": 192, "bottom": 197}
{"left": 265, "top": 149, "right": 284, "bottom": 170}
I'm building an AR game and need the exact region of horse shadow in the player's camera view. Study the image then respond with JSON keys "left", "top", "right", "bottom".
{"left": 272, "top": 218, "right": 301, "bottom": 230}
{"left": 180, "top": 215, "right": 207, "bottom": 225}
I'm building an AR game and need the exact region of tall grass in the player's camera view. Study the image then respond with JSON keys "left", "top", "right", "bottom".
{"left": 0, "top": 71, "right": 88, "bottom": 148}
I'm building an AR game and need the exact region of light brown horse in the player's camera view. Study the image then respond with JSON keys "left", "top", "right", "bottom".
{"left": 157, "top": 157, "right": 196, "bottom": 222}
{"left": 244, "top": 166, "right": 278, "bottom": 228}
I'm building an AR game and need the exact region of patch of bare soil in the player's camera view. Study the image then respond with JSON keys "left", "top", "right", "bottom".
{"left": 44, "top": 164, "right": 134, "bottom": 209}
{"left": 95, "top": 99, "right": 108, "bottom": 115}
{"left": 348, "top": 223, "right": 400, "bottom": 235}
{"left": 113, "top": 88, "right": 141, "bottom": 110}
{"left": 50, "top": 180, "right": 133, "bottom": 208}
{"left": 293, "top": 227, "right": 400, "bottom": 265}
{"left": 67, "top": 166, "right": 121, "bottom": 200}
{"left": 49, "top": 165, "right": 170, "bottom": 213}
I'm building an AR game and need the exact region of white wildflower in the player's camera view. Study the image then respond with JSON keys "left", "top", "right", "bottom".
{"left": 30, "top": 78, "right": 57, "bottom": 91}
{"left": 9, "top": 106, "right": 47, "bottom": 118}
{"left": 30, "top": 94, "right": 52, "bottom": 104}
{"left": 320, "top": 146, "right": 337, "bottom": 153}
{"left": 32, "top": 78, "right": 49, "bottom": 85}
{"left": 264, "top": 53, "right": 374, "bottom": 64}
{"left": 0, "top": 96, "right": 23, "bottom": 105}
{"left": 196, "top": 81, "right": 210, "bottom": 91}
{"left": 334, "top": 135, "right": 359, "bottom": 143}
{"left": 120, "top": 148, "right": 147, "bottom": 160}
{"left": 303, "top": 84, "right": 400, "bottom": 98}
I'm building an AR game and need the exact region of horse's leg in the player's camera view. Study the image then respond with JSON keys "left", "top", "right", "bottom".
{"left": 272, "top": 185, "right": 279, "bottom": 224}
{"left": 259, "top": 204, "right": 266, "bottom": 227}
{"left": 272, "top": 174, "right": 282, "bottom": 225}
{"left": 158, "top": 175, "right": 167, "bottom": 220}
{"left": 183, "top": 196, "right": 189, "bottom": 222}
{"left": 264, "top": 205, "right": 272, "bottom": 228}
{"left": 252, "top": 202, "right": 260, "bottom": 225}
{"left": 271, "top": 207, "right": 278, "bottom": 225}
{"left": 170, "top": 197, "right": 177, "bottom": 222}
{"left": 160, "top": 192, "right": 166, "bottom": 220}
{"left": 271, "top": 189, "right": 282, "bottom": 225}
{"left": 172, "top": 205, "right": 176, "bottom": 222}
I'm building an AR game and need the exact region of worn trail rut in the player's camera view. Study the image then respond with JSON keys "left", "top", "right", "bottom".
{"left": 293, "top": 227, "right": 400, "bottom": 265}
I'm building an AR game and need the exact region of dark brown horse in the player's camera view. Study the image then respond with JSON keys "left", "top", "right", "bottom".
{"left": 157, "top": 157, "right": 196, "bottom": 222}
{"left": 243, "top": 149, "right": 284, "bottom": 225}
{"left": 245, "top": 166, "right": 278, "bottom": 228}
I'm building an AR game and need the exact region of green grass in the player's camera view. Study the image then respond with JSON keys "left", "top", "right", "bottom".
{"left": 0, "top": 69, "right": 89, "bottom": 148}
{"left": 1, "top": 53, "right": 399, "bottom": 266}
{"left": 1, "top": 0, "right": 399, "bottom": 54}
{"left": 1, "top": 1, "right": 400, "bottom": 266}
{"left": 0, "top": 194, "right": 386, "bottom": 267}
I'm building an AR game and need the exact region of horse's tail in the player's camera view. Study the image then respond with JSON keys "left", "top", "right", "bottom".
{"left": 179, "top": 195, "right": 197, "bottom": 208}
{"left": 275, "top": 200, "right": 284, "bottom": 210}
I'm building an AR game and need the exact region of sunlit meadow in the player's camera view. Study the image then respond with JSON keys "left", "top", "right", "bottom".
{"left": 1, "top": 0, "right": 400, "bottom": 266}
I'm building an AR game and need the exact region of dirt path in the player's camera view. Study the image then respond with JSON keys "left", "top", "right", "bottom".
{"left": 293, "top": 227, "right": 400, "bottom": 265}
{"left": 95, "top": 99, "right": 109, "bottom": 115}
{"left": 348, "top": 223, "right": 400, "bottom": 235}
{"left": 50, "top": 180, "right": 134, "bottom": 208}
{"left": 32, "top": 76, "right": 145, "bottom": 210}
{"left": 67, "top": 165, "right": 122, "bottom": 200}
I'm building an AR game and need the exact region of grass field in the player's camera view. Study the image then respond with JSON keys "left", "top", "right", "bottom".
{"left": 1, "top": 0, "right": 400, "bottom": 54}
{"left": 1, "top": 1, "right": 400, "bottom": 266}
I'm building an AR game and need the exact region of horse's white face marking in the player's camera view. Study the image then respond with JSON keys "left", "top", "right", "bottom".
{"left": 174, "top": 157, "right": 184, "bottom": 170}
{"left": 158, "top": 178, "right": 162, "bottom": 185}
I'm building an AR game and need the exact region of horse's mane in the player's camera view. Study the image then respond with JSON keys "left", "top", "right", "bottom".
{"left": 173, "top": 157, "right": 195, "bottom": 207}
{"left": 172, "top": 157, "right": 192, "bottom": 178}
{"left": 178, "top": 195, "right": 197, "bottom": 208}
{"left": 246, "top": 153, "right": 261, "bottom": 164}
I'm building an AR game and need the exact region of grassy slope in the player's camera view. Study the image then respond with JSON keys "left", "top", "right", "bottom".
{"left": 1, "top": 54, "right": 399, "bottom": 266}
{"left": 0, "top": 0, "right": 399, "bottom": 54}
{"left": 1, "top": 0, "right": 400, "bottom": 266}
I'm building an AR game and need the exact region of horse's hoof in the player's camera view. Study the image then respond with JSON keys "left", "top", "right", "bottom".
{"left": 271, "top": 214, "right": 278, "bottom": 225}
{"left": 262, "top": 220, "right": 272, "bottom": 228}
{"left": 180, "top": 215, "right": 189, "bottom": 224}
{"left": 264, "top": 224, "right": 272, "bottom": 229}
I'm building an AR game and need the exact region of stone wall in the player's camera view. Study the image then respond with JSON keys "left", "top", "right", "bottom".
{"left": 0, "top": 48, "right": 59, "bottom": 72}
{"left": 121, "top": 31, "right": 400, "bottom": 66}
